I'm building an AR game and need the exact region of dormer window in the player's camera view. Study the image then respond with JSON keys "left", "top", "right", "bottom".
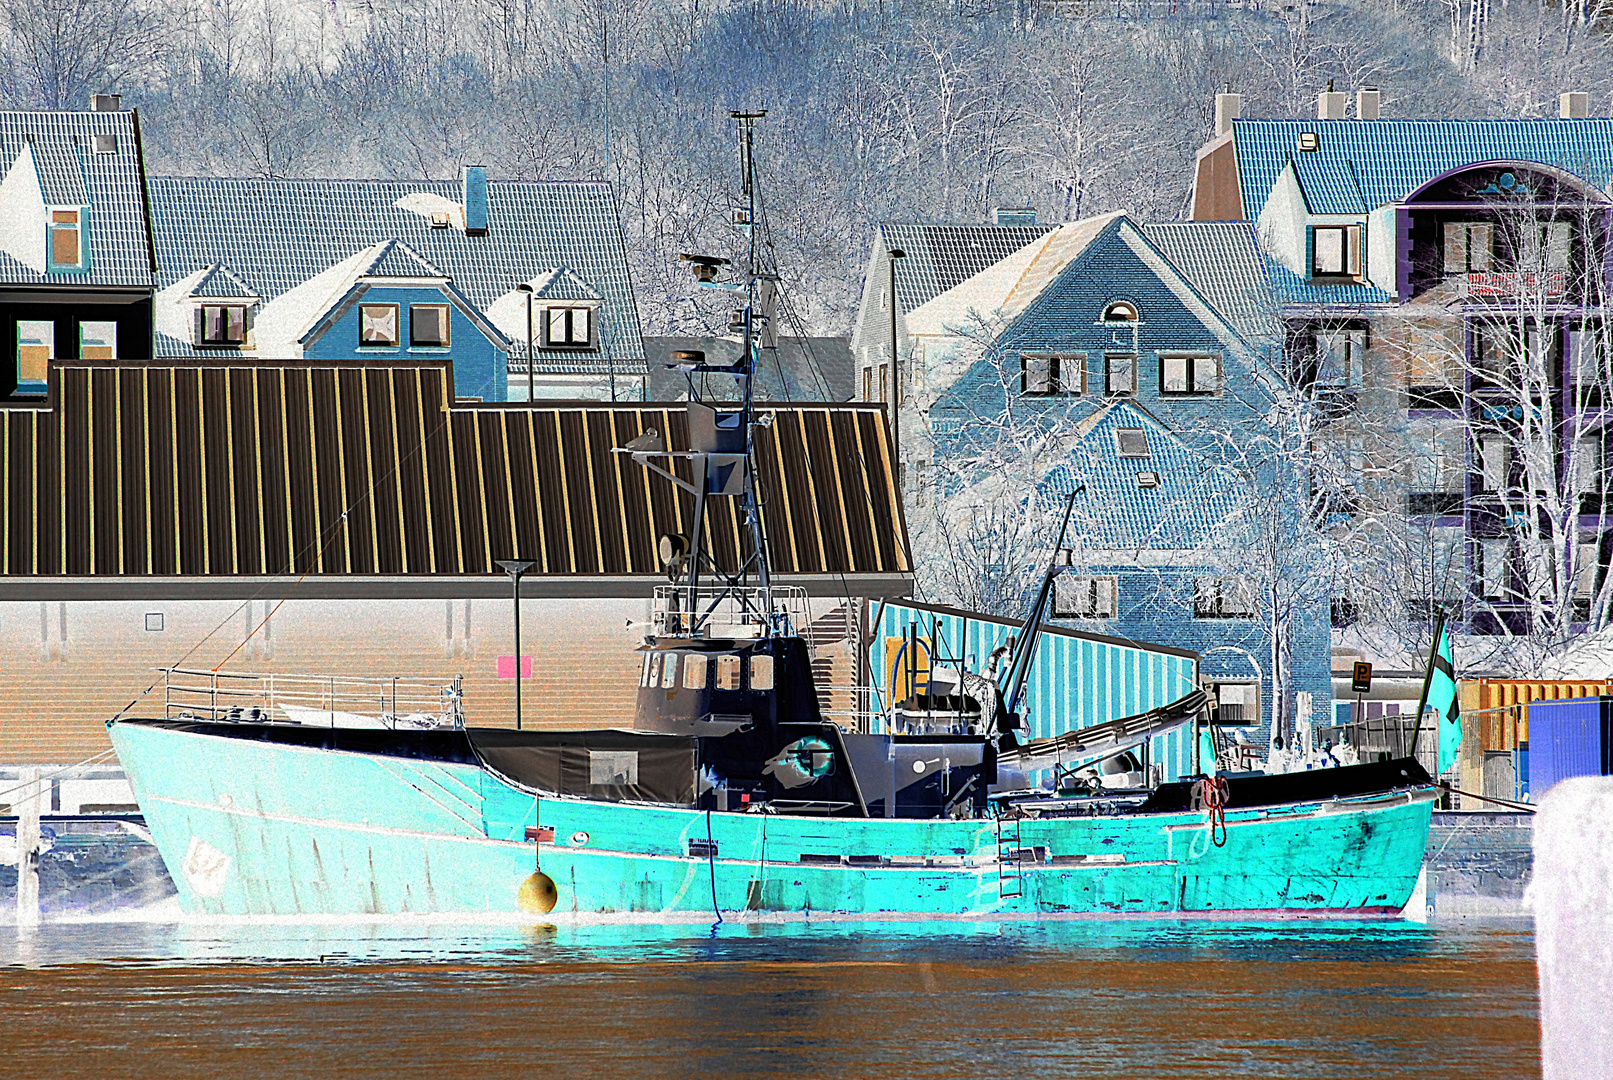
{"left": 1103, "top": 300, "right": 1139, "bottom": 323}
{"left": 410, "top": 305, "right": 450, "bottom": 347}
{"left": 1311, "top": 224, "right": 1362, "bottom": 277}
{"left": 360, "top": 304, "right": 400, "bottom": 347}
{"left": 49, "top": 210, "right": 83, "bottom": 268}
{"left": 199, "top": 305, "right": 248, "bottom": 346}
{"left": 544, "top": 306, "right": 594, "bottom": 348}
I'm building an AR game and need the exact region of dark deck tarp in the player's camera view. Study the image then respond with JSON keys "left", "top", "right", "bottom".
{"left": 468, "top": 728, "right": 699, "bottom": 805}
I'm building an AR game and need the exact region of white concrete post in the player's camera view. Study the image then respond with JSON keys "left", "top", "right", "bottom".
{"left": 1532, "top": 776, "right": 1613, "bottom": 1079}
{"left": 14, "top": 767, "right": 42, "bottom": 929}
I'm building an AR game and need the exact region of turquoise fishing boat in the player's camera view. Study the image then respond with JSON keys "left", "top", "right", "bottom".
{"left": 108, "top": 113, "right": 1435, "bottom": 921}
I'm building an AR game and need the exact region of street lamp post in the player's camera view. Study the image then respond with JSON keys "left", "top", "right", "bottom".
{"left": 495, "top": 559, "right": 536, "bottom": 729}
{"left": 516, "top": 283, "right": 535, "bottom": 403}
{"left": 888, "top": 247, "right": 907, "bottom": 480}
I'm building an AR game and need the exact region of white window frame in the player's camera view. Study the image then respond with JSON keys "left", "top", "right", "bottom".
{"left": 1193, "top": 576, "right": 1258, "bottom": 619}
{"left": 410, "top": 304, "right": 451, "bottom": 348}
{"left": 16, "top": 319, "right": 54, "bottom": 390}
{"left": 48, "top": 207, "right": 85, "bottom": 269}
{"left": 1053, "top": 575, "right": 1118, "bottom": 619}
{"left": 544, "top": 305, "right": 596, "bottom": 349}
{"left": 359, "top": 303, "right": 400, "bottom": 348}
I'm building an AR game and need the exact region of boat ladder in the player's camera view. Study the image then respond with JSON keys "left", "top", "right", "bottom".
{"left": 997, "top": 813, "right": 1024, "bottom": 899}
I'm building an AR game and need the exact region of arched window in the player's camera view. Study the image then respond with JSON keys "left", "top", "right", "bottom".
{"left": 1103, "top": 300, "right": 1139, "bottom": 323}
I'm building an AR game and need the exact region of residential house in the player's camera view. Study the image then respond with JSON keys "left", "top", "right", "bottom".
{"left": 1, "top": 97, "right": 155, "bottom": 400}
{"left": 145, "top": 169, "right": 646, "bottom": 402}
{"left": 1191, "top": 88, "right": 1613, "bottom": 639}
{"left": 850, "top": 209, "right": 1326, "bottom": 739}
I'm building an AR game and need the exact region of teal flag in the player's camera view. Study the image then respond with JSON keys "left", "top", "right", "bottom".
{"left": 1418, "top": 612, "right": 1462, "bottom": 777}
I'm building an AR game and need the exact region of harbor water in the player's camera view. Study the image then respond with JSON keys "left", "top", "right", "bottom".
{"left": 0, "top": 914, "right": 1539, "bottom": 1078}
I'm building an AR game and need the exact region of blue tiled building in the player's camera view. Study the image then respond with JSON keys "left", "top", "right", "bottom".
{"left": 851, "top": 210, "right": 1327, "bottom": 741}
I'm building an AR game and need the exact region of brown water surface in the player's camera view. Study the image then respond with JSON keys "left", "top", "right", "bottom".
{"left": 0, "top": 917, "right": 1539, "bottom": 1079}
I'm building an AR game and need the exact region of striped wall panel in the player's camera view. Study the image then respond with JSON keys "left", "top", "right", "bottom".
{"left": 0, "top": 362, "right": 910, "bottom": 579}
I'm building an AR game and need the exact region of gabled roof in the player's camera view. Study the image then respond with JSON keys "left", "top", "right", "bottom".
{"left": 187, "top": 264, "right": 257, "bottom": 299}
{"left": 146, "top": 176, "right": 644, "bottom": 373}
{"left": 0, "top": 110, "right": 153, "bottom": 287}
{"left": 878, "top": 222, "right": 1054, "bottom": 312}
{"left": 529, "top": 266, "right": 601, "bottom": 301}
{"left": 1233, "top": 118, "right": 1613, "bottom": 218}
{"left": 905, "top": 214, "right": 1123, "bottom": 337}
{"left": 360, "top": 238, "right": 446, "bottom": 279}
{"left": 1038, "top": 400, "right": 1239, "bottom": 552}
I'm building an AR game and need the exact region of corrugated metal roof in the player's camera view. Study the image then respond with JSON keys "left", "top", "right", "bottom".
{"left": 0, "top": 360, "right": 907, "bottom": 580}
{"left": 0, "top": 111, "right": 153, "bottom": 287}
{"left": 1234, "top": 118, "right": 1613, "bottom": 217}
{"left": 146, "top": 176, "right": 644, "bottom": 374}
{"left": 878, "top": 223, "right": 1054, "bottom": 312}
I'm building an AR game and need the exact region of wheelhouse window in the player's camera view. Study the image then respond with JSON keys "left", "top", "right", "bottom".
{"left": 16, "top": 320, "right": 53, "bottom": 391}
{"left": 1193, "top": 577, "right": 1257, "bottom": 618}
{"left": 1444, "top": 222, "right": 1494, "bottom": 274}
{"left": 1160, "top": 354, "right": 1218, "bottom": 395}
{"left": 715, "top": 654, "right": 742, "bottom": 691}
{"left": 49, "top": 209, "right": 83, "bottom": 268}
{"left": 544, "top": 306, "right": 594, "bottom": 348}
{"left": 1053, "top": 575, "right": 1118, "bottom": 619}
{"left": 683, "top": 653, "right": 708, "bottom": 690}
{"left": 1105, "top": 353, "right": 1135, "bottom": 395}
{"left": 750, "top": 654, "right": 774, "bottom": 690}
{"left": 1311, "top": 224, "right": 1362, "bottom": 277}
{"left": 79, "top": 321, "right": 116, "bottom": 360}
{"left": 199, "top": 304, "right": 248, "bottom": 346}
{"left": 410, "top": 304, "right": 450, "bottom": 347}
{"left": 360, "top": 304, "right": 400, "bottom": 347}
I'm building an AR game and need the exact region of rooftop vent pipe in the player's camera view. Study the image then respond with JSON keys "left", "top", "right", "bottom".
{"left": 1215, "top": 92, "right": 1242, "bottom": 136}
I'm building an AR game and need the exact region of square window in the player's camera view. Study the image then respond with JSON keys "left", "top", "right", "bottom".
{"left": 1053, "top": 575, "right": 1118, "bottom": 618}
{"left": 544, "top": 306, "right": 594, "bottom": 348}
{"left": 1214, "top": 682, "right": 1260, "bottom": 725}
{"left": 360, "top": 304, "right": 400, "bottom": 347}
{"left": 411, "top": 304, "right": 450, "bottom": 347}
{"left": 1194, "top": 577, "right": 1257, "bottom": 618}
{"left": 1311, "top": 224, "right": 1362, "bottom": 277}
{"left": 1114, "top": 427, "right": 1149, "bottom": 458}
{"left": 17, "top": 320, "right": 54, "bottom": 388}
{"left": 1105, "top": 353, "right": 1135, "bottom": 395}
{"left": 79, "top": 321, "right": 116, "bottom": 360}
{"left": 1192, "top": 355, "right": 1219, "bottom": 392}
{"left": 1022, "top": 353, "right": 1057, "bottom": 395}
{"left": 92, "top": 133, "right": 118, "bottom": 155}
{"left": 145, "top": 612, "right": 164, "bottom": 632}
{"left": 200, "top": 305, "right": 248, "bottom": 345}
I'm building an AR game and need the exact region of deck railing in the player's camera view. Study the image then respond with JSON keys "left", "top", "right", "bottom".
{"left": 159, "top": 668, "right": 464, "bottom": 729}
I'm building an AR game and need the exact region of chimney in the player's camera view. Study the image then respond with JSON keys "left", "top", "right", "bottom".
{"left": 1561, "top": 91, "right": 1590, "bottom": 119}
{"left": 461, "top": 164, "right": 489, "bottom": 236}
{"left": 1356, "top": 86, "right": 1381, "bottom": 120}
{"left": 993, "top": 206, "right": 1037, "bottom": 226}
{"left": 89, "top": 93, "right": 122, "bottom": 112}
{"left": 1215, "top": 92, "right": 1242, "bottom": 136}
{"left": 1318, "top": 81, "right": 1347, "bottom": 120}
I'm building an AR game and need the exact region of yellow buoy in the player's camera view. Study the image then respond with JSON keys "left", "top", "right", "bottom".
{"left": 518, "top": 870, "right": 558, "bottom": 914}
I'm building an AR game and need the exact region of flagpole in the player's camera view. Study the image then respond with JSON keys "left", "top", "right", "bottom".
{"left": 1410, "top": 606, "right": 1446, "bottom": 763}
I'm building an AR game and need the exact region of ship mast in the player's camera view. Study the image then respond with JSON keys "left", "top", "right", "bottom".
{"left": 621, "top": 110, "right": 782, "bottom": 639}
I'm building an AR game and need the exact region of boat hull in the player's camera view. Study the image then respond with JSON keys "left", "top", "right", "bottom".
{"left": 110, "top": 720, "right": 1434, "bottom": 919}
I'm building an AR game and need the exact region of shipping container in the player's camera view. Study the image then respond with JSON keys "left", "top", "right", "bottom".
{"left": 1524, "top": 697, "right": 1613, "bottom": 796}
